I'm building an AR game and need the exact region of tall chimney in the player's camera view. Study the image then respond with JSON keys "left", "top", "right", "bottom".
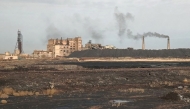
{"left": 142, "top": 36, "right": 145, "bottom": 50}
{"left": 167, "top": 37, "right": 170, "bottom": 49}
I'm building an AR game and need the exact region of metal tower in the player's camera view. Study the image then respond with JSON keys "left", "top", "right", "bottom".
{"left": 15, "top": 30, "right": 23, "bottom": 54}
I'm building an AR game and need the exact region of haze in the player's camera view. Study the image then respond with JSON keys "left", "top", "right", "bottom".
{"left": 0, "top": 0, "right": 190, "bottom": 54}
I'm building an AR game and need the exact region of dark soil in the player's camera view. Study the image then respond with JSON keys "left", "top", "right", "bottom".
{"left": 161, "top": 92, "right": 180, "bottom": 101}
{"left": 1, "top": 61, "right": 190, "bottom": 109}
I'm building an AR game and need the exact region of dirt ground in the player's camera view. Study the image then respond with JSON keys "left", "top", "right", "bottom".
{"left": 1, "top": 60, "right": 190, "bottom": 109}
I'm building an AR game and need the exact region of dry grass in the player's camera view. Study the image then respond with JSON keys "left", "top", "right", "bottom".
{"left": 27, "top": 91, "right": 34, "bottom": 96}
{"left": 118, "top": 88, "right": 144, "bottom": 93}
{"left": 183, "top": 78, "right": 190, "bottom": 83}
{"left": 1, "top": 100, "right": 7, "bottom": 104}
{"left": 18, "top": 91, "right": 28, "bottom": 96}
{"left": 2, "top": 87, "right": 14, "bottom": 95}
{"left": 50, "top": 89, "right": 57, "bottom": 95}
{"left": 47, "top": 89, "right": 51, "bottom": 95}
{"left": 42, "top": 90, "right": 47, "bottom": 95}
{"left": 149, "top": 81, "right": 177, "bottom": 88}
{"left": 35, "top": 92, "right": 40, "bottom": 96}
{"left": 13, "top": 92, "right": 20, "bottom": 96}
{"left": 0, "top": 94, "right": 9, "bottom": 98}
{"left": 0, "top": 87, "right": 59, "bottom": 97}
{"left": 128, "top": 88, "right": 145, "bottom": 93}
{"left": 12, "top": 90, "right": 40, "bottom": 97}
{"left": 89, "top": 105, "right": 102, "bottom": 109}
{"left": 43, "top": 89, "right": 58, "bottom": 95}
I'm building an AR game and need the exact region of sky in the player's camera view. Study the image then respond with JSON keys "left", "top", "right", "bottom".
{"left": 0, "top": 0, "right": 190, "bottom": 54}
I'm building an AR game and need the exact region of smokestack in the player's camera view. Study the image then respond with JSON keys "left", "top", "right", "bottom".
{"left": 142, "top": 36, "right": 145, "bottom": 50}
{"left": 167, "top": 37, "right": 170, "bottom": 49}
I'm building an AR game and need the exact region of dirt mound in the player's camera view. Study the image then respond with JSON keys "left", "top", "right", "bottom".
{"left": 161, "top": 92, "right": 180, "bottom": 101}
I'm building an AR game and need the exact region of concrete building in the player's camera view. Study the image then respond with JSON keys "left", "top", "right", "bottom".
{"left": 84, "top": 40, "right": 102, "bottom": 49}
{"left": 33, "top": 50, "right": 53, "bottom": 58}
{"left": 47, "top": 37, "right": 82, "bottom": 57}
{"left": 83, "top": 40, "right": 117, "bottom": 50}
{"left": 54, "top": 44, "right": 70, "bottom": 57}
{"left": 3, "top": 51, "right": 18, "bottom": 60}
{"left": 4, "top": 56, "right": 18, "bottom": 60}
{"left": 104, "top": 45, "right": 116, "bottom": 49}
{"left": 0, "top": 54, "right": 5, "bottom": 60}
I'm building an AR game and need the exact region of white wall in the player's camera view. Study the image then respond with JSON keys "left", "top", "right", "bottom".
{"left": 4, "top": 56, "right": 18, "bottom": 60}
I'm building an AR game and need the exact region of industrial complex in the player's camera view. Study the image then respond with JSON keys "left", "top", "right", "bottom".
{"left": 1, "top": 30, "right": 29, "bottom": 60}
{"left": 0, "top": 30, "right": 188, "bottom": 60}
{"left": 0, "top": 30, "right": 117, "bottom": 59}
{"left": 1, "top": 31, "right": 190, "bottom": 109}
{"left": 32, "top": 38, "right": 117, "bottom": 58}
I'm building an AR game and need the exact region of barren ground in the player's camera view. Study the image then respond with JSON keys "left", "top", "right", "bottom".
{"left": 0, "top": 59, "right": 190, "bottom": 109}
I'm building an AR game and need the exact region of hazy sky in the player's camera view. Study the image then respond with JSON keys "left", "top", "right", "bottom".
{"left": 0, "top": 0, "right": 190, "bottom": 54}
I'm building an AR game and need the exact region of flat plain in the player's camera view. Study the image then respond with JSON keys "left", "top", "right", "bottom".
{"left": 0, "top": 59, "right": 190, "bottom": 109}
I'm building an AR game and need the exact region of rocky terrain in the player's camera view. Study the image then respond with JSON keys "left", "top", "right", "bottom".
{"left": 0, "top": 59, "right": 190, "bottom": 109}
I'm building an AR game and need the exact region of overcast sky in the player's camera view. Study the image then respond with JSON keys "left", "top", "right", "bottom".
{"left": 0, "top": 0, "right": 190, "bottom": 54}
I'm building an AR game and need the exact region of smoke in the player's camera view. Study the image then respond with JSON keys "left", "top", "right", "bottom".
{"left": 46, "top": 24, "right": 65, "bottom": 39}
{"left": 114, "top": 7, "right": 169, "bottom": 40}
{"left": 83, "top": 17, "right": 103, "bottom": 42}
{"left": 114, "top": 7, "right": 134, "bottom": 37}
{"left": 126, "top": 13, "right": 134, "bottom": 21}
{"left": 126, "top": 29, "right": 169, "bottom": 39}
{"left": 45, "top": 15, "right": 103, "bottom": 43}
{"left": 45, "top": 7, "right": 169, "bottom": 45}
{"left": 143, "top": 32, "right": 169, "bottom": 38}
{"left": 89, "top": 28, "right": 102, "bottom": 41}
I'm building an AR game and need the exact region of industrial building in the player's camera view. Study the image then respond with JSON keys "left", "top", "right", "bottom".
{"left": 33, "top": 37, "right": 82, "bottom": 58}
{"left": 104, "top": 45, "right": 116, "bottom": 49}
{"left": 33, "top": 50, "right": 53, "bottom": 58}
{"left": 84, "top": 40, "right": 102, "bottom": 49}
{"left": 48, "top": 37, "right": 82, "bottom": 57}
{"left": 2, "top": 52, "right": 18, "bottom": 60}
{"left": 84, "top": 40, "right": 116, "bottom": 50}
{"left": 32, "top": 35, "right": 171, "bottom": 59}
{"left": 0, "top": 54, "right": 5, "bottom": 60}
